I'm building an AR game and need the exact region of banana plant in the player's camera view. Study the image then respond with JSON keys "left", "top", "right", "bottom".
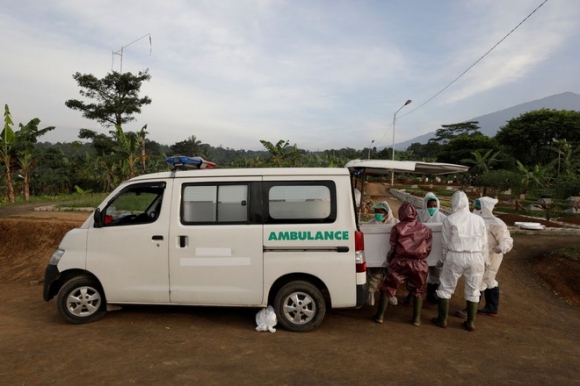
{"left": 1, "top": 105, "right": 16, "bottom": 202}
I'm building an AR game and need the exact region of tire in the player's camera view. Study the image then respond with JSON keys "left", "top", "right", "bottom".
{"left": 57, "top": 276, "right": 107, "bottom": 324}
{"left": 274, "top": 281, "right": 326, "bottom": 332}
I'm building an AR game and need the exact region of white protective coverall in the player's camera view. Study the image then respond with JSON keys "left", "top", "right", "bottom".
{"left": 366, "top": 201, "right": 399, "bottom": 305}
{"left": 477, "top": 197, "right": 513, "bottom": 291}
{"left": 417, "top": 192, "right": 447, "bottom": 292}
{"left": 437, "top": 191, "right": 488, "bottom": 303}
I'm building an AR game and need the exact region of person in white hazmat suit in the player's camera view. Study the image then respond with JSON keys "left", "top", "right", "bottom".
{"left": 431, "top": 191, "right": 488, "bottom": 332}
{"left": 366, "top": 201, "right": 399, "bottom": 306}
{"left": 417, "top": 192, "right": 447, "bottom": 304}
{"left": 456, "top": 197, "right": 513, "bottom": 318}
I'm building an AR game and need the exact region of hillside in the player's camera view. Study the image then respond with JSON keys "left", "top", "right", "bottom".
{"left": 396, "top": 91, "right": 580, "bottom": 149}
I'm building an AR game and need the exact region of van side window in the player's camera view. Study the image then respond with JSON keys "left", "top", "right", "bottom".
{"left": 265, "top": 182, "right": 337, "bottom": 223}
{"left": 182, "top": 184, "right": 249, "bottom": 224}
{"left": 103, "top": 183, "right": 165, "bottom": 226}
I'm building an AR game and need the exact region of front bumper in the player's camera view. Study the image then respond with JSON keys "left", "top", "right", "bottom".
{"left": 43, "top": 264, "right": 60, "bottom": 302}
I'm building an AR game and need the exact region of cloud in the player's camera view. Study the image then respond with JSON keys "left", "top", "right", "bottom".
{"left": 2, "top": 0, "right": 580, "bottom": 151}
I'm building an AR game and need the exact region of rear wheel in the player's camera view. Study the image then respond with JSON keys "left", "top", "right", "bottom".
{"left": 274, "top": 281, "right": 326, "bottom": 332}
{"left": 57, "top": 276, "right": 107, "bottom": 324}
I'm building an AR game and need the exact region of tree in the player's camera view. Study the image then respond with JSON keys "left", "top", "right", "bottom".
{"left": 436, "top": 134, "right": 498, "bottom": 166}
{"left": 1, "top": 105, "right": 54, "bottom": 202}
{"left": 1, "top": 105, "right": 16, "bottom": 202}
{"left": 260, "top": 140, "right": 291, "bottom": 167}
{"left": 406, "top": 141, "right": 441, "bottom": 161}
{"left": 495, "top": 109, "right": 580, "bottom": 168}
{"left": 545, "top": 138, "right": 580, "bottom": 179}
{"left": 430, "top": 121, "right": 481, "bottom": 144}
{"left": 517, "top": 160, "right": 547, "bottom": 195}
{"left": 13, "top": 118, "right": 55, "bottom": 200}
{"left": 111, "top": 125, "right": 147, "bottom": 179}
{"left": 170, "top": 135, "right": 209, "bottom": 158}
{"left": 461, "top": 149, "right": 502, "bottom": 175}
{"left": 65, "top": 70, "right": 152, "bottom": 127}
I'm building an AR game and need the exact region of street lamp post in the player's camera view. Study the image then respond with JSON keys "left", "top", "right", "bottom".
{"left": 391, "top": 99, "right": 412, "bottom": 186}
{"left": 367, "top": 139, "right": 375, "bottom": 159}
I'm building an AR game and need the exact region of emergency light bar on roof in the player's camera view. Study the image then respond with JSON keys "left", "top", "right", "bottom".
{"left": 345, "top": 159, "right": 469, "bottom": 176}
{"left": 166, "top": 156, "right": 216, "bottom": 170}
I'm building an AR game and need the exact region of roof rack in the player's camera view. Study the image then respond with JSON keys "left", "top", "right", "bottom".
{"left": 166, "top": 155, "right": 216, "bottom": 170}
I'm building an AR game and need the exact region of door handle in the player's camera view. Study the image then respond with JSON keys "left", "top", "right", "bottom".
{"left": 152, "top": 235, "right": 164, "bottom": 241}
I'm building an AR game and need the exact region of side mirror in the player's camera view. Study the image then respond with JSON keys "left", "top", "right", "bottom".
{"left": 94, "top": 208, "right": 103, "bottom": 228}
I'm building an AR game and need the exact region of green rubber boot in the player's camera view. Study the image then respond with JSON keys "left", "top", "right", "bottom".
{"left": 373, "top": 294, "right": 389, "bottom": 324}
{"left": 463, "top": 301, "right": 478, "bottom": 332}
{"left": 412, "top": 296, "right": 423, "bottom": 326}
{"left": 431, "top": 298, "right": 449, "bottom": 328}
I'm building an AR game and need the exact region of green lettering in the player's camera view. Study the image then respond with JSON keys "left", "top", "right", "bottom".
{"left": 307, "top": 232, "right": 314, "bottom": 240}
{"left": 290, "top": 232, "right": 298, "bottom": 240}
{"left": 324, "top": 231, "right": 334, "bottom": 240}
{"left": 335, "top": 231, "right": 342, "bottom": 240}
{"left": 298, "top": 232, "right": 307, "bottom": 240}
{"left": 315, "top": 231, "right": 324, "bottom": 240}
{"left": 268, "top": 232, "right": 277, "bottom": 241}
{"left": 343, "top": 231, "right": 349, "bottom": 240}
{"left": 279, "top": 232, "right": 290, "bottom": 240}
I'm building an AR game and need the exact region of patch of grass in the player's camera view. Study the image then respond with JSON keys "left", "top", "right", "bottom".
{"left": 550, "top": 245, "right": 580, "bottom": 262}
{"left": 54, "top": 193, "right": 109, "bottom": 208}
{"left": 0, "top": 193, "right": 109, "bottom": 209}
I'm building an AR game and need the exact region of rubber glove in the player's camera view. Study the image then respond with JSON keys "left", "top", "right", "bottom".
{"left": 436, "top": 260, "right": 444, "bottom": 269}
{"left": 494, "top": 246, "right": 503, "bottom": 254}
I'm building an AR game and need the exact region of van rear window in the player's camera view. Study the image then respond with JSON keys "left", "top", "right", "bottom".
{"left": 265, "top": 182, "right": 337, "bottom": 223}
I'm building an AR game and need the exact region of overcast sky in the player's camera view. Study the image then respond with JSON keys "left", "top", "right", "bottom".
{"left": 1, "top": 0, "right": 579, "bottom": 151}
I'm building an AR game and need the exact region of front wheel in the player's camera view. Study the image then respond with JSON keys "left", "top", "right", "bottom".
{"left": 274, "top": 281, "right": 326, "bottom": 332}
{"left": 57, "top": 276, "right": 107, "bottom": 324}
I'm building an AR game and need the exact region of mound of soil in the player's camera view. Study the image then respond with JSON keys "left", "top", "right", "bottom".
{"left": 0, "top": 219, "right": 82, "bottom": 282}
{"left": 534, "top": 253, "right": 580, "bottom": 307}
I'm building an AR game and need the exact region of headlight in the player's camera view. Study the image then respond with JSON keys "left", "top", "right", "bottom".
{"left": 48, "top": 249, "right": 65, "bottom": 265}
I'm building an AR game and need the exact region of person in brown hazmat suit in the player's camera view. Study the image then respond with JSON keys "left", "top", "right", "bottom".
{"left": 373, "top": 202, "right": 433, "bottom": 326}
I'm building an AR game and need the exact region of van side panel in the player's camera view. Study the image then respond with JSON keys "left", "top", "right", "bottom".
{"left": 262, "top": 174, "right": 358, "bottom": 308}
{"left": 168, "top": 177, "right": 264, "bottom": 305}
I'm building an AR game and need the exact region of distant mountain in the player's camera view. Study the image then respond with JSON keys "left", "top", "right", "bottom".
{"left": 396, "top": 91, "right": 580, "bottom": 150}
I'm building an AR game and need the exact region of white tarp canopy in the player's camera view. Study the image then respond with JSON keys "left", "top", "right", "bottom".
{"left": 345, "top": 159, "right": 469, "bottom": 176}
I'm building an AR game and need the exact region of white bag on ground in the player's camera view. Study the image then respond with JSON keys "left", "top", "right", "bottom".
{"left": 255, "top": 306, "right": 277, "bottom": 333}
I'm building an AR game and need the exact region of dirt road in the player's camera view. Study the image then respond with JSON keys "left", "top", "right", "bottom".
{"left": 1, "top": 232, "right": 579, "bottom": 385}
{"left": 1, "top": 197, "right": 579, "bottom": 385}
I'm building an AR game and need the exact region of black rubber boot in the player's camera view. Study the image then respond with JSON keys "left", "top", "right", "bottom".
{"left": 412, "top": 296, "right": 423, "bottom": 326}
{"left": 426, "top": 283, "right": 439, "bottom": 304}
{"left": 373, "top": 294, "right": 389, "bottom": 324}
{"left": 478, "top": 286, "right": 499, "bottom": 316}
{"left": 463, "top": 301, "right": 478, "bottom": 332}
{"left": 431, "top": 298, "right": 449, "bottom": 328}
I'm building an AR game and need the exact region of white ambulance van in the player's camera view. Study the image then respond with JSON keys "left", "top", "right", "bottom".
{"left": 43, "top": 156, "right": 367, "bottom": 332}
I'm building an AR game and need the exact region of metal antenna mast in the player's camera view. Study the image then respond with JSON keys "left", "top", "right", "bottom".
{"left": 112, "top": 33, "right": 152, "bottom": 73}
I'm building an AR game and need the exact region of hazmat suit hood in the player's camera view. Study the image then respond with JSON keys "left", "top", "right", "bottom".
{"left": 398, "top": 202, "right": 418, "bottom": 222}
{"left": 450, "top": 191, "right": 470, "bottom": 213}
{"left": 478, "top": 197, "right": 498, "bottom": 218}
{"left": 422, "top": 192, "right": 440, "bottom": 210}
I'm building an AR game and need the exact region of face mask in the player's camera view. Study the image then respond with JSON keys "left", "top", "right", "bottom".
{"left": 374, "top": 213, "right": 385, "bottom": 222}
{"left": 427, "top": 208, "right": 437, "bottom": 216}
{"left": 473, "top": 209, "right": 482, "bottom": 216}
